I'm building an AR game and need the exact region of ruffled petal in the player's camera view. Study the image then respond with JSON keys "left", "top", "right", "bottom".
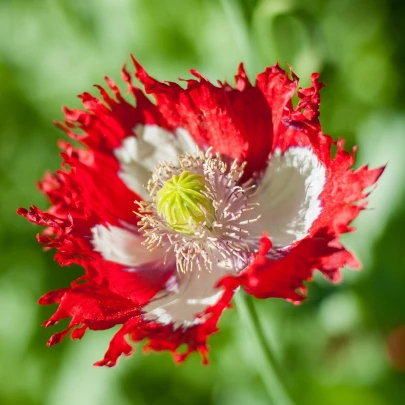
{"left": 223, "top": 233, "right": 359, "bottom": 303}
{"left": 238, "top": 70, "right": 384, "bottom": 300}
{"left": 256, "top": 63, "right": 298, "bottom": 146}
{"left": 276, "top": 73, "right": 385, "bottom": 242}
{"left": 38, "top": 265, "right": 236, "bottom": 366}
{"left": 94, "top": 279, "right": 235, "bottom": 366}
{"left": 133, "top": 57, "right": 273, "bottom": 179}
{"left": 17, "top": 205, "right": 169, "bottom": 306}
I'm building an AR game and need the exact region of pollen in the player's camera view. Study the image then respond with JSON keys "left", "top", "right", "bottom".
{"left": 156, "top": 170, "right": 215, "bottom": 235}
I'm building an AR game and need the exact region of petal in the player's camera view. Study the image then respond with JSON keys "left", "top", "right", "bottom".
{"left": 133, "top": 57, "right": 273, "bottom": 179}
{"left": 61, "top": 144, "right": 140, "bottom": 227}
{"left": 249, "top": 146, "right": 326, "bottom": 247}
{"left": 134, "top": 277, "right": 235, "bottom": 364}
{"left": 60, "top": 65, "right": 167, "bottom": 152}
{"left": 224, "top": 233, "right": 360, "bottom": 303}
{"left": 114, "top": 125, "right": 196, "bottom": 199}
{"left": 95, "top": 273, "right": 236, "bottom": 366}
{"left": 239, "top": 70, "right": 384, "bottom": 299}
{"left": 51, "top": 64, "right": 172, "bottom": 227}
{"left": 39, "top": 262, "right": 235, "bottom": 366}
{"left": 143, "top": 260, "right": 230, "bottom": 329}
{"left": 274, "top": 73, "right": 385, "bottom": 242}
{"left": 91, "top": 223, "right": 167, "bottom": 268}
{"left": 256, "top": 63, "right": 298, "bottom": 145}
{"left": 18, "top": 64, "right": 179, "bottom": 300}
{"left": 40, "top": 283, "right": 141, "bottom": 334}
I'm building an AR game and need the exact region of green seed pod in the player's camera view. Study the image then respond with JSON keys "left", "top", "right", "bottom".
{"left": 156, "top": 170, "right": 216, "bottom": 235}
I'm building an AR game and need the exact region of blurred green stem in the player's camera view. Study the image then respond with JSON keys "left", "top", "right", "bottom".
{"left": 235, "top": 293, "right": 294, "bottom": 405}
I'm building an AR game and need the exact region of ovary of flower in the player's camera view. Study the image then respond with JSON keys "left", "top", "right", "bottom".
{"left": 156, "top": 170, "right": 216, "bottom": 235}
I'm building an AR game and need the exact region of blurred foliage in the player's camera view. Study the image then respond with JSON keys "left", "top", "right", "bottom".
{"left": 1, "top": 0, "right": 405, "bottom": 404}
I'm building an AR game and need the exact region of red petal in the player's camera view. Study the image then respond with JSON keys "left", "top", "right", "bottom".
{"left": 225, "top": 232, "right": 359, "bottom": 302}
{"left": 256, "top": 63, "right": 298, "bottom": 147}
{"left": 133, "top": 56, "right": 273, "bottom": 179}
{"left": 38, "top": 272, "right": 236, "bottom": 366}
{"left": 237, "top": 68, "right": 384, "bottom": 300}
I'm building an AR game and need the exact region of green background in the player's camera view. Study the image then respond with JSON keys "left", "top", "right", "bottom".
{"left": 1, "top": 0, "right": 404, "bottom": 404}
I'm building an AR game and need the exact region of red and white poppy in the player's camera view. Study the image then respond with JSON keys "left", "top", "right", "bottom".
{"left": 18, "top": 57, "right": 383, "bottom": 366}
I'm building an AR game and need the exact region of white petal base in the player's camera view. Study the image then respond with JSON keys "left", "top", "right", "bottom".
{"left": 91, "top": 224, "right": 166, "bottom": 268}
{"left": 114, "top": 125, "right": 196, "bottom": 199}
{"left": 143, "top": 263, "right": 228, "bottom": 329}
{"left": 250, "top": 147, "right": 326, "bottom": 247}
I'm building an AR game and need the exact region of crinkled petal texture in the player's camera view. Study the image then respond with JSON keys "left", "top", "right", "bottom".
{"left": 222, "top": 69, "right": 384, "bottom": 302}
{"left": 19, "top": 58, "right": 383, "bottom": 366}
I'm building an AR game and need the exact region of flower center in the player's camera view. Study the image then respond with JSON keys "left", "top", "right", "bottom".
{"left": 156, "top": 170, "right": 215, "bottom": 235}
{"left": 137, "top": 149, "right": 260, "bottom": 274}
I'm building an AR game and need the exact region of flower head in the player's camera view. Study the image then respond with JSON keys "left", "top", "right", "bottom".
{"left": 18, "top": 56, "right": 384, "bottom": 366}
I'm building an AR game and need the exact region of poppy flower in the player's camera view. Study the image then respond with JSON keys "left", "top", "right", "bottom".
{"left": 18, "top": 57, "right": 383, "bottom": 366}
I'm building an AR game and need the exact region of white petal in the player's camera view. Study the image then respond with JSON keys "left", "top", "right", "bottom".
{"left": 91, "top": 224, "right": 166, "bottom": 267}
{"left": 249, "top": 147, "right": 326, "bottom": 247}
{"left": 114, "top": 125, "right": 196, "bottom": 199}
{"left": 143, "top": 260, "right": 230, "bottom": 329}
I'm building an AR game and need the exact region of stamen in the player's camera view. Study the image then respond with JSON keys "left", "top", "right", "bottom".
{"left": 137, "top": 149, "right": 260, "bottom": 275}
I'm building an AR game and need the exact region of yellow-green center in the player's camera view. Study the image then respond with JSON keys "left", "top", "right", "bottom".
{"left": 156, "top": 170, "right": 216, "bottom": 235}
